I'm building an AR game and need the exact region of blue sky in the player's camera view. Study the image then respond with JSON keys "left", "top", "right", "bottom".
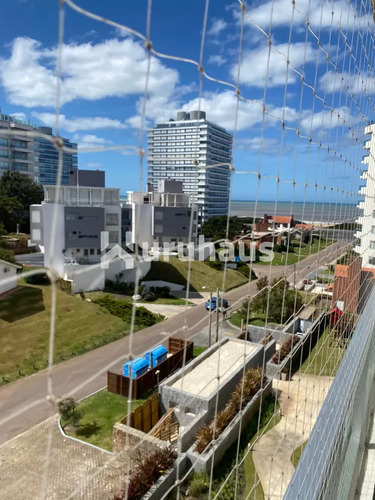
{"left": 0, "top": 0, "right": 373, "bottom": 204}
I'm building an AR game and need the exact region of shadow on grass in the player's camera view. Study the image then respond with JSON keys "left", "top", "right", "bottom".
{"left": 143, "top": 261, "right": 198, "bottom": 292}
{"left": 75, "top": 421, "right": 101, "bottom": 438}
{"left": 0, "top": 286, "right": 45, "bottom": 322}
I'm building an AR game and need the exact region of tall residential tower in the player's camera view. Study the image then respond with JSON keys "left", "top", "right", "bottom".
{"left": 147, "top": 111, "right": 232, "bottom": 222}
{"left": 355, "top": 123, "right": 375, "bottom": 267}
{"left": 0, "top": 113, "right": 77, "bottom": 185}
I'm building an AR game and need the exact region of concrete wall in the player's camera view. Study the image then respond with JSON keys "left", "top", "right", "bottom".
{"left": 113, "top": 423, "right": 165, "bottom": 456}
{"left": 142, "top": 454, "right": 188, "bottom": 500}
{"left": 186, "top": 383, "right": 273, "bottom": 473}
{"left": 65, "top": 263, "right": 105, "bottom": 293}
{"left": 159, "top": 338, "right": 264, "bottom": 416}
{"left": 0, "top": 262, "right": 18, "bottom": 295}
{"left": 43, "top": 203, "right": 65, "bottom": 275}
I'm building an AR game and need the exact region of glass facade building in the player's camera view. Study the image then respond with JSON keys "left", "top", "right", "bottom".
{"left": 0, "top": 114, "right": 77, "bottom": 186}
{"left": 147, "top": 111, "right": 232, "bottom": 222}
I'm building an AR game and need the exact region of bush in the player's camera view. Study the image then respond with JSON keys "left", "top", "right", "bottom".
{"left": 57, "top": 396, "right": 78, "bottom": 422}
{"left": 114, "top": 447, "right": 177, "bottom": 500}
{"left": 195, "top": 367, "right": 263, "bottom": 454}
{"left": 271, "top": 335, "right": 300, "bottom": 364}
{"left": 104, "top": 279, "right": 135, "bottom": 296}
{"left": 25, "top": 272, "right": 50, "bottom": 285}
{"left": 188, "top": 473, "right": 210, "bottom": 497}
{"left": 93, "top": 295, "right": 163, "bottom": 328}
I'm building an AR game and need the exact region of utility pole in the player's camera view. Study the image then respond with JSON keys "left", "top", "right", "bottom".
{"left": 208, "top": 291, "right": 212, "bottom": 347}
{"left": 215, "top": 288, "right": 220, "bottom": 343}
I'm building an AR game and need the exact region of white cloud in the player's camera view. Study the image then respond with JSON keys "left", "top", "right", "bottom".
{"left": 236, "top": 137, "right": 280, "bottom": 151}
{"left": 208, "top": 54, "right": 227, "bottom": 66}
{"left": 207, "top": 19, "right": 228, "bottom": 36}
{"left": 72, "top": 133, "right": 113, "bottom": 150}
{"left": 232, "top": 42, "right": 316, "bottom": 88}
{"left": 0, "top": 37, "right": 179, "bottom": 108}
{"left": 239, "top": 0, "right": 369, "bottom": 31}
{"left": 319, "top": 71, "right": 375, "bottom": 95}
{"left": 32, "top": 112, "right": 127, "bottom": 132}
{"left": 300, "top": 106, "right": 360, "bottom": 133}
{"left": 181, "top": 90, "right": 299, "bottom": 131}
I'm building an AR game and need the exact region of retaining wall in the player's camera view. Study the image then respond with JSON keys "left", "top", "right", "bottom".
{"left": 186, "top": 383, "right": 273, "bottom": 473}
{"left": 142, "top": 454, "right": 188, "bottom": 500}
{"left": 113, "top": 423, "right": 165, "bottom": 457}
{"left": 159, "top": 338, "right": 264, "bottom": 416}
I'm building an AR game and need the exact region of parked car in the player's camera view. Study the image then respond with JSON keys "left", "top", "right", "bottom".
{"left": 205, "top": 297, "right": 229, "bottom": 311}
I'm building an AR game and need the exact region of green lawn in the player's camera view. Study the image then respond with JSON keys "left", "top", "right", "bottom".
{"left": 229, "top": 311, "right": 266, "bottom": 329}
{"left": 85, "top": 291, "right": 193, "bottom": 306}
{"left": 290, "top": 441, "right": 307, "bottom": 469}
{"left": 144, "top": 257, "right": 248, "bottom": 292}
{"left": 299, "top": 327, "right": 346, "bottom": 377}
{"left": 257, "top": 238, "right": 335, "bottom": 266}
{"left": 62, "top": 390, "right": 148, "bottom": 451}
{"left": 193, "top": 346, "right": 208, "bottom": 358}
{"left": 0, "top": 282, "right": 160, "bottom": 385}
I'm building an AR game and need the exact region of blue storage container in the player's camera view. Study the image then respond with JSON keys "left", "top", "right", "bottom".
{"left": 122, "top": 357, "right": 149, "bottom": 379}
{"left": 144, "top": 345, "right": 168, "bottom": 368}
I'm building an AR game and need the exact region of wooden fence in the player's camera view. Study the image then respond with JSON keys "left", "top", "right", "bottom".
{"left": 122, "top": 393, "right": 159, "bottom": 432}
{"left": 150, "top": 408, "right": 179, "bottom": 442}
{"left": 107, "top": 337, "right": 194, "bottom": 399}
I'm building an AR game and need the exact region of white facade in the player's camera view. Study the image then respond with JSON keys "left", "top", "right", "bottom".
{"left": 30, "top": 186, "right": 122, "bottom": 276}
{"left": 355, "top": 124, "right": 375, "bottom": 268}
{"left": 0, "top": 259, "right": 21, "bottom": 295}
{"left": 147, "top": 110, "right": 232, "bottom": 222}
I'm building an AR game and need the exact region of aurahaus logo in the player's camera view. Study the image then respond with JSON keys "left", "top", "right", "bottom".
{"left": 100, "top": 232, "right": 275, "bottom": 269}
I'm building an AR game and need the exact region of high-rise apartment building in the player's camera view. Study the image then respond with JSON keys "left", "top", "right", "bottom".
{"left": 147, "top": 111, "right": 232, "bottom": 222}
{"left": 0, "top": 113, "right": 77, "bottom": 185}
{"left": 355, "top": 123, "right": 375, "bottom": 267}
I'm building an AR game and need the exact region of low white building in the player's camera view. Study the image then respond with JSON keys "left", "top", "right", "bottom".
{"left": 0, "top": 259, "right": 22, "bottom": 295}
{"left": 355, "top": 123, "right": 375, "bottom": 268}
{"left": 30, "top": 185, "right": 122, "bottom": 276}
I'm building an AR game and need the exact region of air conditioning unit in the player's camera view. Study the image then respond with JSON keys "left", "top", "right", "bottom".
{"left": 10, "top": 123, "right": 15, "bottom": 128}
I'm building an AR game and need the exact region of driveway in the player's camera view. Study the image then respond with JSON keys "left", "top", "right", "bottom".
{"left": 135, "top": 302, "right": 194, "bottom": 318}
{"left": 0, "top": 241, "right": 346, "bottom": 445}
{"left": 252, "top": 374, "right": 332, "bottom": 499}
{"left": 0, "top": 416, "right": 124, "bottom": 500}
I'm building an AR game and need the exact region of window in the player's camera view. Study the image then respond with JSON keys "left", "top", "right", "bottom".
{"left": 106, "top": 213, "right": 119, "bottom": 225}
{"left": 154, "top": 211, "right": 164, "bottom": 221}
{"left": 97, "top": 249, "right": 101, "bottom": 255}
{"left": 84, "top": 249, "right": 88, "bottom": 256}
{"left": 32, "top": 229, "right": 41, "bottom": 241}
{"left": 90, "top": 249, "right": 95, "bottom": 255}
{"left": 0, "top": 138, "right": 8, "bottom": 147}
{"left": 31, "top": 211, "right": 40, "bottom": 223}
{"left": 372, "top": 226, "right": 375, "bottom": 235}
{"left": 370, "top": 241, "right": 375, "bottom": 250}
{"left": 66, "top": 213, "right": 76, "bottom": 220}
{"left": 0, "top": 149, "right": 8, "bottom": 158}
{"left": 369, "top": 257, "right": 375, "bottom": 265}
{"left": 108, "top": 231, "right": 118, "bottom": 244}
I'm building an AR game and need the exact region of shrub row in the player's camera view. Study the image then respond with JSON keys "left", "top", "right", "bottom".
{"left": 93, "top": 295, "right": 163, "bottom": 328}
{"left": 271, "top": 335, "right": 301, "bottom": 364}
{"left": 195, "top": 367, "right": 263, "bottom": 454}
{"left": 113, "top": 447, "right": 177, "bottom": 500}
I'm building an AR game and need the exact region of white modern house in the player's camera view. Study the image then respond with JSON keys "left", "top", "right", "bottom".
{"left": 124, "top": 180, "right": 198, "bottom": 249}
{"left": 0, "top": 259, "right": 22, "bottom": 295}
{"left": 147, "top": 111, "right": 232, "bottom": 222}
{"left": 355, "top": 123, "right": 375, "bottom": 268}
{"left": 30, "top": 185, "right": 122, "bottom": 276}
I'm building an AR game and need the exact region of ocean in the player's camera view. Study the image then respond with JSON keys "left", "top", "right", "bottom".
{"left": 229, "top": 201, "right": 359, "bottom": 223}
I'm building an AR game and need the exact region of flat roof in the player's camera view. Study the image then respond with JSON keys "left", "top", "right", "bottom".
{"left": 170, "top": 339, "right": 256, "bottom": 398}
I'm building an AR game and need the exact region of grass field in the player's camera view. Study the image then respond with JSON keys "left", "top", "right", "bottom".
{"left": 0, "top": 281, "right": 160, "bottom": 385}
{"left": 144, "top": 257, "right": 248, "bottom": 292}
{"left": 62, "top": 390, "right": 148, "bottom": 451}
{"left": 257, "top": 238, "right": 335, "bottom": 266}
{"left": 193, "top": 346, "right": 208, "bottom": 358}
{"left": 290, "top": 441, "right": 307, "bottom": 469}
{"left": 229, "top": 311, "right": 266, "bottom": 329}
{"left": 299, "top": 327, "right": 346, "bottom": 377}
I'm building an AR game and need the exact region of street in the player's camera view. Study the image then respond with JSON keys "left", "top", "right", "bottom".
{"left": 0, "top": 240, "right": 347, "bottom": 445}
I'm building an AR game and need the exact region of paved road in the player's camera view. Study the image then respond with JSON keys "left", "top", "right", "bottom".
{"left": 0, "top": 241, "right": 347, "bottom": 445}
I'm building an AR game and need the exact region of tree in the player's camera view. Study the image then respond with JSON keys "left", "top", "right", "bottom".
{"left": 57, "top": 396, "right": 79, "bottom": 424}
{"left": 0, "top": 172, "right": 43, "bottom": 232}
{"left": 251, "top": 276, "right": 269, "bottom": 313}
{"left": 0, "top": 196, "right": 23, "bottom": 233}
{"left": 202, "top": 216, "right": 245, "bottom": 242}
